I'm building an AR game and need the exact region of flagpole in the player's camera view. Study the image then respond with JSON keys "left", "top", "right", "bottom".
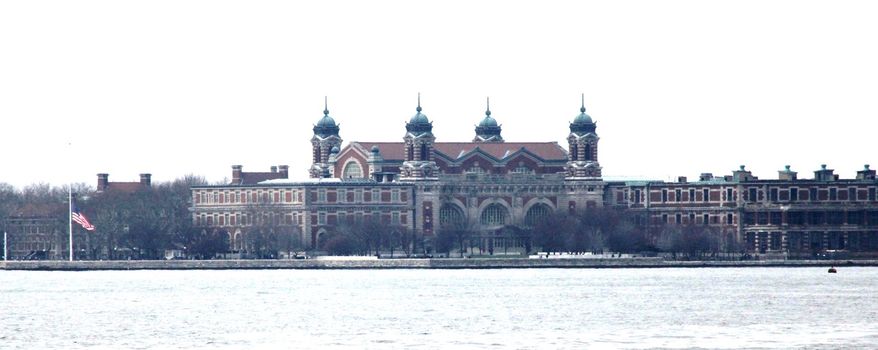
{"left": 69, "top": 184, "right": 73, "bottom": 261}
{"left": 3, "top": 231, "right": 7, "bottom": 261}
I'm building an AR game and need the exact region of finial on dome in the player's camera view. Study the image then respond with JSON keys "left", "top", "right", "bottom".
{"left": 416, "top": 93, "right": 422, "bottom": 112}
{"left": 324, "top": 96, "right": 329, "bottom": 116}
{"left": 580, "top": 93, "right": 586, "bottom": 113}
{"left": 486, "top": 97, "right": 491, "bottom": 116}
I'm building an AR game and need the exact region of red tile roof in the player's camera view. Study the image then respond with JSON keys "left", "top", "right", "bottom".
{"left": 352, "top": 142, "right": 567, "bottom": 161}
{"left": 106, "top": 182, "right": 148, "bottom": 193}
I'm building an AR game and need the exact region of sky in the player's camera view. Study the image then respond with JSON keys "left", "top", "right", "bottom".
{"left": 1, "top": 1, "right": 877, "bottom": 188}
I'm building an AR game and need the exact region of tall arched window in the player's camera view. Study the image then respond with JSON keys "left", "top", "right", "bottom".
{"left": 342, "top": 161, "right": 363, "bottom": 179}
{"left": 480, "top": 203, "right": 509, "bottom": 226}
{"left": 524, "top": 203, "right": 552, "bottom": 227}
{"left": 584, "top": 144, "right": 592, "bottom": 161}
{"left": 439, "top": 204, "right": 466, "bottom": 228}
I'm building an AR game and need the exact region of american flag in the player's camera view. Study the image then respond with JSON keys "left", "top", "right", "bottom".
{"left": 71, "top": 203, "right": 95, "bottom": 231}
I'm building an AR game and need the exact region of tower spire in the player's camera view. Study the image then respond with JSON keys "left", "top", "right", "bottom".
{"left": 580, "top": 93, "right": 585, "bottom": 113}
{"left": 486, "top": 97, "right": 491, "bottom": 116}
{"left": 324, "top": 96, "right": 329, "bottom": 116}
{"left": 417, "top": 92, "right": 422, "bottom": 112}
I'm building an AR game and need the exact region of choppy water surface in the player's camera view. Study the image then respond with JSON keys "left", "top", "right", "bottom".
{"left": 1, "top": 267, "right": 877, "bottom": 349}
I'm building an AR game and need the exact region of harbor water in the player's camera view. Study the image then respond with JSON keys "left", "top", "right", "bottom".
{"left": 1, "top": 267, "right": 877, "bottom": 349}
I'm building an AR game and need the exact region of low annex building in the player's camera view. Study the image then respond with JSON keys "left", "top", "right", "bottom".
{"left": 190, "top": 98, "right": 878, "bottom": 256}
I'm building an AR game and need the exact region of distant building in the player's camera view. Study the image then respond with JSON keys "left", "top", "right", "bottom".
{"left": 96, "top": 173, "right": 152, "bottom": 193}
{"left": 191, "top": 98, "right": 878, "bottom": 256}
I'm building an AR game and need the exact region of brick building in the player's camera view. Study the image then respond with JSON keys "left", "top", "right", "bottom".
{"left": 191, "top": 98, "right": 878, "bottom": 256}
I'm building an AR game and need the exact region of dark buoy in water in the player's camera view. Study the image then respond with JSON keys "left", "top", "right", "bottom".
{"left": 828, "top": 266, "right": 837, "bottom": 273}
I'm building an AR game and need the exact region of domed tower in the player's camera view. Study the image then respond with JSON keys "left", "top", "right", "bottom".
{"left": 473, "top": 98, "right": 504, "bottom": 143}
{"left": 310, "top": 97, "right": 343, "bottom": 178}
{"left": 400, "top": 94, "right": 439, "bottom": 180}
{"left": 565, "top": 95, "right": 602, "bottom": 179}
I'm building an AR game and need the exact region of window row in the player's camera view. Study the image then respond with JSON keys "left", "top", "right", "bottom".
{"left": 316, "top": 211, "right": 406, "bottom": 226}
{"left": 196, "top": 189, "right": 303, "bottom": 205}
{"left": 742, "top": 211, "right": 878, "bottom": 226}
{"left": 315, "top": 188, "right": 404, "bottom": 203}
{"left": 660, "top": 212, "right": 735, "bottom": 226}
{"left": 744, "top": 187, "right": 877, "bottom": 203}
{"left": 196, "top": 212, "right": 302, "bottom": 227}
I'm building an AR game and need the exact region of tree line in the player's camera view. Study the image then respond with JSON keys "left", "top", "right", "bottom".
{"left": 434, "top": 208, "right": 743, "bottom": 260}
{"left": 0, "top": 176, "right": 233, "bottom": 260}
{"left": 2, "top": 179, "right": 743, "bottom": 260}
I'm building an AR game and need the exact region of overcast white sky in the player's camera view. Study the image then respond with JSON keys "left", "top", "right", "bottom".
{"left": 1, "top": 1, "right": 877, "bottom": 188}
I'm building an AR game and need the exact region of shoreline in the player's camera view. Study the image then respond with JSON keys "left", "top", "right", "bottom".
{"left": 2, "top": 258, "right": 877, "bottom": 271}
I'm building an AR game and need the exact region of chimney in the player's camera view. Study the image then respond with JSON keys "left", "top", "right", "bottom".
{"left": 278, "top": 165, "right": 289, "bottom": 178}
{"left": 270, "top": 166, "right": 278, "bottom": 173}
{"left": 857, "top": 164, "right": 876, "bottom": 181}
{"left": 778, "top": 165, "right": 798, "bottom": 181}
{"left": 139, "top": 173, "right": 152, "bottom": 187}
{"left": 232, "top": 165, "right": 243, "bottom": 185}
{"left": 699, "top": 173, "right": 714, "bottom": 182}
{"left": 677, "top": 176, "right": 688, "bottom": 183}
{"left": 97, "top": 173, "right": 109, "bottom": 192}
{"left": 814, "top": 164, "right": 837, "bottom": 182}
{"left": 732, "top": 165, "right": 756, "bottom": 182}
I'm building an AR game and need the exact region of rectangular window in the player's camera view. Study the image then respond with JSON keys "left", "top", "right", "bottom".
{"left": 829, "top": 188, "right": 837, "bottom": 201}
{"left": 809, "top": 212, "right": 825, "bottom": 225}
{"left": 703, "top": 214, "right": 709, "bottom": 225}
{"left": 757, "top": 212, "right": 768, "bottom": 225}
{"left": 848, "top": 211, "right": 863, "bottom": 225}
{"left": 339, "top": 212, "right": 347, "bottom": 223}
{"left": 727, "top": 213, "right": 734, "bottom": 225}
{"left": 634, "top": 189, "right": 641, "bottom": 204}
{"left": 849, "top": 188, "right": 857, "bottom": 202}
{"left": 372, "top": 189, "right": 380, "bottom": 203}
{"left": 769, "top": 188, "right": 778, "bottom": 201}
{"left": 662, "top": 214, "right": 668, "bottom": 224}
{"left": 790, "top": 188, "right": 799, "bottom": 201}
{"left": 703, "top": 189, "right": 710, "bottom": 202}
{"left": 662, "top": 189, "right": 668, "bottom": 203}
{"left": 749, "top": 188, "right": 757, "bottom": 202}
{"left": 392, "top": 212, "right": 400, "bottom": 224}
{"left": 318, "top": 189, "right": 327, "bottom": 202}
{"left": 675, "top": 189, "right": 682, "bottom": 202}
{"left": 355, "top": 189, "right": 363, "bottom": 202}
{"left": 339, "top": 189, "right": 347, "bottom": 203}
{"left": 689, "top": 189, "right": 695, "bottom": 202}
{"left": 871, "top": 188, "right": 877, "bottom": 201}
{"left": 392, "top": 189, "right": 400, "bottom": 202}
{"left": 318, "top": 212, "right": 326, "bottom": 225}
{"left": 689, "top": 213, "right": 696, "bottom": 224}
{"left": 726, "top": 188, "right": 733, "bottom": 202}
{"left": 810, "top": 188, "right": 818, "bottom": 201}
{"left": 828, "top": 211, "right": 844, "bottom": 225}
{"left": 675, "top": 213, "right": 682, "bottom": 224}
{"left": 770, "top": 212, "right": 782, "bottom": 225}
{"left": 744, "top": 212, "right": 755, "bottom": 225}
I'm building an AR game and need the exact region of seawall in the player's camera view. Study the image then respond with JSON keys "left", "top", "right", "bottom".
{"left": 2, "top": 258, "right": 877, "bottom": 271}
